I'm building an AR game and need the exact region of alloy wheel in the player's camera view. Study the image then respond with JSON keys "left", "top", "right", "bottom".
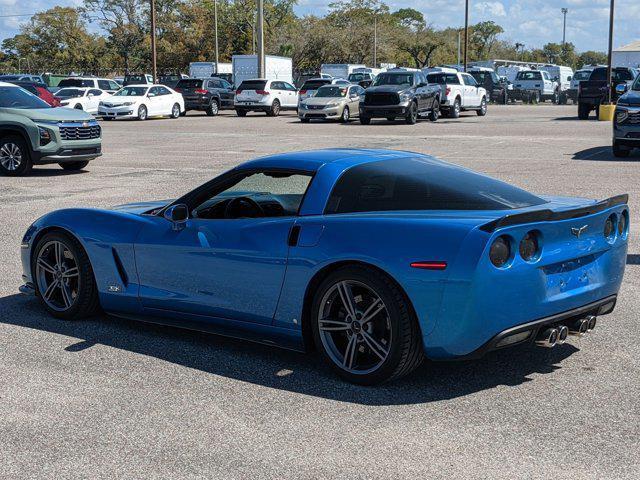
{"left": 0, "top": 142, "right": 22, "bottom": 171}
{"left": 172, "top": 104, "right": 180, "bottom": 117}
{"left": 318, "top": 280, "right": 391, "bottom": 374}
{"left": 35, "top": 240, "right": 80, "bottom": 312}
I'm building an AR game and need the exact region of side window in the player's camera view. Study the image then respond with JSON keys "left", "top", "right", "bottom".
{"left": 157, "top": 86, "right": 171, "bottom": 95}
{"left": 89, "top": 89, "right": 102, "bottom": 96}
{"left": 285, "top": 82, "right": 297, "bottom": 91}
{"left": 109, "top": 80, "right": 120, "bottom": 90}
{"left": 542, "top": 72, "right": 550, "bottom": 80}
{"left": 192, "top": 171, "right": 314, "bottom": 219}
{"left": 98, "top": 80, "right": 111, "bottom": 90}
{"left": 220, "top": 79, "right": 232, "bottom": 89}
{"left": 148, "top": 86, "right": 160, "bottom": 96}
{"left": 271, "top": 81, "right": 284, "bottom": 90}
{"left": 209, "top": 80, "right": 223, "bottom": 89}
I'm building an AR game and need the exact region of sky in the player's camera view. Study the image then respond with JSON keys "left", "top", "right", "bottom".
{"left": 1, "top": 0, "right": 638, "bottom": 53}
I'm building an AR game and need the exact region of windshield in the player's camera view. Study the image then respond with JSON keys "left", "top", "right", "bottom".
{"left": 114, "top": 87, "right": 147, "bottom": 96}
{"left": 633, "top": 77, "right": 640, "bottom": 91}
{"left": 125, "top": 75, "right": 146, "bottom": 83}
{"left": 176, "top": 79, "right": 203, "bottom": 89}
{"left": 348, "top": 73, "right": 368, "bottom": 82}
{"left": 373, "top": 73, "right": 414, "bottom": 87}
{"left": 574, "top": 70, "right": 591, "bottom": 81}
{"left": 301, "top": 79, "right": 331, "bottom": 90}
{"left": 56, "top": 88, "right": 85, "bottom": 98}
{"left": 315, "top": 86, "right": 347, "bottom": 97}
{"left": 0, "top": 86, "right": 51, "bottom": 109}
{"left": 516, "top": 71, "right": 542, "bottom": 81}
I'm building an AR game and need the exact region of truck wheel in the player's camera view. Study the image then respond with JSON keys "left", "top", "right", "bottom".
{"left": 0, "top": 135, "right": 32, "bottom": 176}
{"left": 578, "top": 103, "right": 590, "bottom": 120}
{"left": 206, "top": 100, "right": 219, "bottom": 116}
{"left": 428, "top": 101, "right": 439, "bottom": 121}
{"left": 300, "top": 118, "right": 310, "bottom": 123}
{"left": 552, "top": 90, "right": 559, "bottom": 104}
{"left": 360, "top": 116, "right": 371, "bottom": 125}
{"left": 405, "top": 102, "right": 418, "bottom": 124}
{"left": 449, "top": 98, "right": 461, "bottom": 118}
{"left": 236, "top": 109, "right": 247, "bottom": 117}
{"left": 60, "top": 161, "right": 89, "bottom": 171}
{"left": 476, "top": 97, "right": 487, "bottom": 116}
{"left": 613, "top": 141, "right": 631, "bottom": 158}
{"left": 267, "top": 99, "right": 280, "bottom": 117}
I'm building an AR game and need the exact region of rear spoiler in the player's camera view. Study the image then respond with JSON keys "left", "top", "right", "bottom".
{"left": 480, "top": 194, "right": 628, "bottom": 233}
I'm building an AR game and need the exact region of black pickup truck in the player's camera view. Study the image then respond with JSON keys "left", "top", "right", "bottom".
{"left": 359, "top": 70, "right": 441, "bottom": 125}
{"left": 577, "top": 67, "right": 638, "bottom": 119}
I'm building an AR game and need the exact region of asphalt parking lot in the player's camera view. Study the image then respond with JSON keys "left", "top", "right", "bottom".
{"left": 1, "top": 104, "right": 639, "bottom": 479}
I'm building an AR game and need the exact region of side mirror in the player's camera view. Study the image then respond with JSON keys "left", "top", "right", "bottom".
{"left": 567, "top": 76, "right": 572, "bottom": 81}
{"left": 147, "top": 92, "right": 156, "bottom": 97}
{"left": 164, "top": 204, "right": 189, "bottom": 231}
{"left": 616, "top": 83, "right": 628, "bottom": 95}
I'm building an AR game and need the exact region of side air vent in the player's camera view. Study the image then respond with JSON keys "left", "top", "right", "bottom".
{"left": 111, "top": 247, "right": 129, "bottom": 286}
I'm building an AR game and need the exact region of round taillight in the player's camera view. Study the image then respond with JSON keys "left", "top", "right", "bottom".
{"left": 519, "top": 231, "right": 540, "bottom": 262}
{"left": 618, "top": 211, "right": 628, "bottom": 236}
{"left": 604, "top": 214, "right": 616, "bottom": 240}
{"left": 490, "top": 236, "right": 511, "bottom": 267}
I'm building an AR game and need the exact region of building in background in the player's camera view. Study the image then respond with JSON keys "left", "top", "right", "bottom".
{"left": 613, "top": 41, "right": 640, "bottom": 68}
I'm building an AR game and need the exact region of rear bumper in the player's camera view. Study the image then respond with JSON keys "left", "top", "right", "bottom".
{"left": 454, "top": 295, "right": 617, "bottom": 360}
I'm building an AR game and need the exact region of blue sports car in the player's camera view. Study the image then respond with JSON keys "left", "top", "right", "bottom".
{"left": 19, "top": 149, "right": 628, "bottom": 384}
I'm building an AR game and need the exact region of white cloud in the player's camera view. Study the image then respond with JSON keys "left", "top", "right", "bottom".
{"left": 475, "top": 1, "right": 507, "bottom": 18}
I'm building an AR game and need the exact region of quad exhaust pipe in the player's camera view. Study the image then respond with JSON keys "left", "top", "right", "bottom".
{"left": 535, "top": 317, "right": 595, "bottom": 348}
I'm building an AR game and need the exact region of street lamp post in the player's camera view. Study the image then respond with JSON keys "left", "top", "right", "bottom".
{"left": 150, "top": 0, "right": 157, "bottom": 83}
{"left": 257, "top": 0, "right": 265, "bottom": 78}
{"left": 561, "top": 8, "right": 568, "bottom": 46}
{"left": 214, "top": 0, "right": 219, "bottom": 73}
{"left": 463, "top": 0, "right": 469, "bottom": 72}
{"left": 606, "top": 0, "right": 615, "bottom": 103}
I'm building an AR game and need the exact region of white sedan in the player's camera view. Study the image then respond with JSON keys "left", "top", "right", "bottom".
{"left": 98, "top": 84, "right": 184, "bottom": 120}
{"left": 56, "top": 87, "right": 110, "bottom": 114}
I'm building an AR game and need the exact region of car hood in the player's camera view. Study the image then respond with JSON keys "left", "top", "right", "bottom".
{"left": 303, "top": 97, "right": 346, "bottom": 106}
{"left": 5, "top": 107, "right": 94, "bottom": 122}
{"left": 365, "top": 85, "right": 411, "bottom": 94}
{"left": 111, "top": 199, "right": 173, "bottom": 215}
{"left": 620, "top": 90, "right": 640, "bottom": 106}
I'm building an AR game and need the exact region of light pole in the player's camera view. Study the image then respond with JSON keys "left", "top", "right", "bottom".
{"left": 257, "top": 0, "right": 264, "bottom": 78}
{"left": 606, "top": 0, "right": 615, "bottom": 103}
{"left": 463, "top": 0, "right": 469, "bottom": 72}
{"left": 214, "top": 0, "right": 219, "bottom": 73}
{"left": 561, "top": 8, "right": 568, "bottom": 46}
{"left": 150, "top": 0, "right": 157, "bottom": 83}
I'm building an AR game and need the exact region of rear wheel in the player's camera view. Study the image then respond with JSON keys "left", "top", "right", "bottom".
{"left": 613, "top": 141, "right": 631, "bottom": 158}
{"left": 267, "top": 99, "right": 281, "bottom": 117}
{"left": 405, "top": 101, "right": 418, "bottom": 124}
{"left": 206, "top": 100, "right": 219, "bottom": 116}
{"left": 0, "top": 135, "right": 32, "bottom": 176}
{"left": 578, "top": 102, "right": 590, "bottom": 120}
{"left": 476, "top": 96, "right": 487, "bottom": 116}
{"left": 311, "top": 266, "right": 423, "bottom": 385}
{"left": 449, "top": 98, "right": 461, "bottom": 118}
{"left": 59, "top": 161, "right": 89, "bottom": 171}
{"left": 137, "top": 104, "right": 147, "bottom": 120}
{"left": 32, "top": 231, "right": 99, "bottom": 320}
{"left": 236, "top": 109, "right": 247, "bottom": 117}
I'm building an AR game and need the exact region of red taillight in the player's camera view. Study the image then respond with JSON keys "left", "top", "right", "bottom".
{"left": 174, "top": 87, "right": 182, "bottom": 92}
{"left": 195, "top": 88, "right": 207, "bottom": 94}
{"left": 445, "top": 87, "right": 451, "bottom": 96}
{"left": 299, "top": 89, "right": 307, "bottom": 95}
{"left": 256, "top": 90, "right": 269, "bottom": 95}
{"left": 410, "top": 261, "right": 447, "bottom": 270}
{"left": 236, "top": 89, "right": 242, "bottom": 94}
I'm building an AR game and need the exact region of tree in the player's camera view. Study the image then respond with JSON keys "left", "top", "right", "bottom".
{"left": 578, "top": 50, "right": 607, "bottom": 68}
{"left": 470, "top": 21, "right": 503, "bottom": 60}
{"left": 395, "top": 27, "right": 443, "bottom": 68}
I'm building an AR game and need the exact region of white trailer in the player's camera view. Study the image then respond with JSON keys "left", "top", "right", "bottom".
{"left": 320, "top": 64, "right": 366, "bottom": 80}
{"left": 232, "top": 55, "right": 293, "bottom": 88}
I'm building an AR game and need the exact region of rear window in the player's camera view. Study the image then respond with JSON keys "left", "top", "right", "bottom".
{"left": 301, "top": 79, "right": 331, "bottom": 90}
{"left": 238, "top": 80, "right": 267, "bottom": 90}
{"left": 515, "top": 71, "right": 542, "bottom": 81}
{"left": 427, "top": 73, "right": 460, "bottom": 84}
{"left": 58, "top": 79, "right": 93, "bottom": 88}
{"left": 325, "top": 158, "right": 546, "bottom": 214}
{"left": 176, "top": 79, "right": 204, "bottom": 89}
{"left": 573, "top": 70, "right": 591, "bottom": 81}
{"left": 56, "top": 88, "right": 85, "bottom": 98}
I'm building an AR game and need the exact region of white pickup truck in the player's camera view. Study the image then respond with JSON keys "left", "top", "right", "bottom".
{"left": 512, "top": 70, "right": 558, "bottom": 103}
{"left": 425, "top": 71, "right": 488, "bottom": 118}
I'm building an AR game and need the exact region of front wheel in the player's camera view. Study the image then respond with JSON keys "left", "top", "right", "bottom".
{"left": 171, "top": 103, "right": 181, "bottom": 118}
{"left": 405, "top": 102, "right": 418, "bottom": 124}
{"left": 236, "top": 109, "right": 247, "bottom": 117}
{"left": 613, "top": 141, "right": 631, "bottom": 158}
{"left": 74, "top": 104, "right": 83, "bottom": 110}
{"left": 311, "top": 266, "right": 424, "bottom": 385}
{"left": 476, "top": 97, "right": 487, "bottom": 116}
{"left": 0, "top": 135, "right": 32, "bottom": 176}
{"left": 32, "top": 231, "right": 100, "bottom": 320}
{"left": 360, "top": 116, "right": 371, "bottom": 125}
{"left": 137, "top": 104, "right": 148, "bottom": 120}
{"left": 300, "top": 117, "right": 310, "bottom": 123}
{"left": 60, "top": 161, "right": 89, "bottom": 171}
{"left": 428, "top": 101, "right": 439, "bottom": 121}
{"left": 340, "top": 106, "right": 350, "bottom": 123}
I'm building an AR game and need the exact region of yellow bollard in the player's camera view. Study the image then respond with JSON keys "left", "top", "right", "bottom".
{"left": 598, "top": 103, "right": 616, "bottom": 121}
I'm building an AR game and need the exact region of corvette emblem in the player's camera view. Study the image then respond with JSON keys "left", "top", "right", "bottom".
{"left": 571, "top": 225, "right": 588, "bottom": 238}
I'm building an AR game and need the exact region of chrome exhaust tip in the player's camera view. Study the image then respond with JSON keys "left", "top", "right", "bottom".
{"left": 556, "top": 325, "right": 569, "bottom": 344}
{"left": 535, "top": 328, "right": 559, "bottom": 348}
{"left": 586, "top": 315, "right": 597, "bottom": 332}
{"left": 569, "top": 318, "right": 589, "bottom": 336}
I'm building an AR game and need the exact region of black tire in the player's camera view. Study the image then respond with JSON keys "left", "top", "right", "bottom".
{"left": 300, "top": 118, "right": 310, "bottom": 123}
{"left": 137, "top": 104, "right": 147, "bottom": 120}
{"left": 32, "top": 231, "right": 100, "bottom": 320}
{"left": 405, "top": 101, "right": 418, "bottom": 124}
{"left": 59, "top": 161, "right": 89, "bottom": 171}
{"left": 360, "top": 116, "right": 371, "bottom": 125}
{"left": 0, "top": 134, "right": 32, "bottom": 176}
{"left": 311, "top": 265, "right": 424, "bottom": 385}
{"left": 613, "top": 141, "right": 630, "bottom": 158}
{"left": 236, "top": 109, "right": 247, "bottom": 117}
{"left": 449, "top": 98, "right": 461, "bottom": 118}
{"left": 206, "top": 100, "right": 219, "bottom": 116}
{"left": 578, "top": 102, "right": 590, "bottom": 120}
{"left": 74, "top": 104, "right": 83, "bottom": 110}
{"left": 267, "top": 99, "right": 281, "bottom": 117}
{"left": 428, "top": 101, "right": 439, "bottom": 121}
{"left": 476, "top": 96, "right": 487, "bottom": 116}
{"left": 340, "top": 106, "right": 350, "bottom": 123}
{"left": 180, "top": 110, "right": 187, "bottom": 117}
{"left": 171, "top": 103, "right": 181, "bottom": 118}
{"left": 552, "top": 90, "right": 559, "bottom": 104}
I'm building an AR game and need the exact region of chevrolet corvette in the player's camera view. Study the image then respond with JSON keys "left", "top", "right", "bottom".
{"left": 19, "top": 149, "right": 629, "bottom": 384}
